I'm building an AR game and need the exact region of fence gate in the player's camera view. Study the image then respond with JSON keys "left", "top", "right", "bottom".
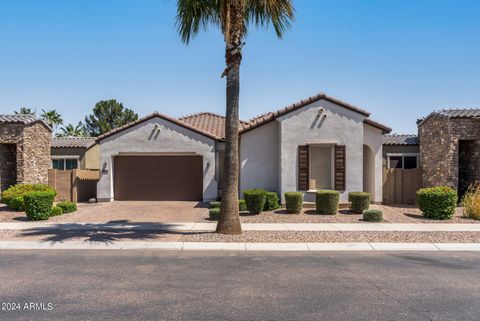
{"left": 383, "top": 168, "right": 422, "bottom": 205}
{"left": 48, "top": 169, "right": 99, "bottom": 202}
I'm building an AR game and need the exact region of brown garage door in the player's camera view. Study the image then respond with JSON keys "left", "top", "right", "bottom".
{"left": 114, "top": 155, "right": 203, "bottom": 201}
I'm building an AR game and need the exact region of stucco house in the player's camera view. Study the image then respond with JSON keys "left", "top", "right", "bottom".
{"left": 0, "top": 115, "right": 52, "bottom": 192}
{"left": 51, "top": 137, "right": 100, "bottom": 170}
{"left": 95, "top": 92, "right": 391, "bottom": 203}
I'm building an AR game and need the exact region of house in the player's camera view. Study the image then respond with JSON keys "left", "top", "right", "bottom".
{"left": 51, "top": 137, "right": 99, "bottom": 170}
{"left": 95, "top": 92, "right": 391, "bottom": 203}
{"left": 417, "top": 109, "right": 480, "bottom": 198}
{"left": 382, "top": 134, "right": 419, "bottom": 169}
{"left": 0, "top": 115, "right": 52, "bottom": 192}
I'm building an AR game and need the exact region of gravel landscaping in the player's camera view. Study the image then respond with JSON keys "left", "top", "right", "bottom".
{"left": 180, "top": 231, "right": 480, "bottom": 243}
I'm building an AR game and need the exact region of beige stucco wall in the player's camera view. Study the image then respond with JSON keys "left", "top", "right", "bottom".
{"left": 363, "top": 123, "right": 384, "bottom": 202}
{"left": 51, "top": 147, "right": 87, "bottom": 169}
{"left": 85, "top": 144, "right": 100, "bottom": 170}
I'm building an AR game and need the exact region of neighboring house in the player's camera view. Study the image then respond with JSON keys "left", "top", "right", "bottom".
{"left": 51, "top": 137, "right": 99, "bottom": 170}
{"left": 418, "top": 109, "right": 480, "bottom": 198}
{"left": 0, "top": 115, "right": 52, "bottom": 192}
{"left": 382, "top": 134, "right": 419, "bottom": 169}
{"left": 95, "top": 92, "right": 391, "bottom": 203}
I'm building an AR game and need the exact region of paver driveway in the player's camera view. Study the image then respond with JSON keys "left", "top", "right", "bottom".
{"left": 0, "top": 201, "right": 208, "bottom": 223}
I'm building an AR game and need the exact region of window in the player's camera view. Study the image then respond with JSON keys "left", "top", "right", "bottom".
{"left": 51, "top": 157, "right": 79, "bottom": 170}
{"left": 309, "top": 145, "right": 333, "bottom": 189}
{"left": 387, "top": 154, "right": 418, "bottom": 169}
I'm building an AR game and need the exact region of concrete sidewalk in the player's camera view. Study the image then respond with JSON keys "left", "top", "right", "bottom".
{"left": 1, "top": 222, "right": 480, "bottom": 232}
{"left": 0, "top": 240, "right": 479, "bottom": 251}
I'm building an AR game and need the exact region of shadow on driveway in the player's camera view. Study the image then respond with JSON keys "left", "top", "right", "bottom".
{"left": 19, "top": 220, "right": 208, "bottom": 243}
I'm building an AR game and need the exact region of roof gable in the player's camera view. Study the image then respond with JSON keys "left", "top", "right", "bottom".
{"left": 96, "top": 112, "right": 220, "bottom": 142}
{"left": 417, "top": 108, "right": 480, "bottom": 127}
{"left": 0, "top": 114, "right": 51, "bottom": 131}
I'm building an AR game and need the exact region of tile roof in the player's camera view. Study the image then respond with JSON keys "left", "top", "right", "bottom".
{"left": 52, "top": 137, "right": 96, "bottom": 149}
{"left": 96, "top": 112, "right": 221, "bottom": 142}
{"left": 383, "top": 134, "right": 419, "bottom": 145}
{"left": 177, "top": 112, "right": 249, "bottom": 140}
{"left": 0, "top": 114, "right": 51, "bottom": 130}
{"left": 417, "top": 108, "right": 480, "bottom": 127}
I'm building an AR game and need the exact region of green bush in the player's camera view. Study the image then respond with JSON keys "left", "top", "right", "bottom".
{"left": 1, "top": 184, "right": 55, "bottom": 209}
{"left": 239, "top": 199, "right": 247, "bottom": 212}
{"left": 416, "top": 186, "right": 457, "bottom": 220}
{"left": 284, "top": 192, "right": 303, "bottom": 214}
{"left": 363, "top": 209, "right": 383, "bottom": 222}
{"left": 57, "top": 201, "right": 77, "bottom": 213}
{"left": 9, "top": 196, "right": 25, "bottom": 211}
{"left": 316, "top": 190, "right": 339, "bottom": 215}
{"left": 24, "top": 191, "right": 56, "bottom": 221}
{"left": 50, "top": 206, "right": 64, "bottom": 216}
{"left": 209, "top": 201, "right": 221, "bottom": 209}
{"left": 209, "top": 208, "right": 220, "bottom": 220}
{"left": 264, "top": 192, "right": 280, "bottom": 211}
{"left": 349, "top": 192, "right": 370, "bottom": 214}
{"left": 243, "top": 189, "right": 267, "bottom": 214}
{"left": 210, "top": 199, "right": 247, "bottom": 211}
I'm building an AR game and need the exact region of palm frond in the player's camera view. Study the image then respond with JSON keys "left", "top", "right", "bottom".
{"left": 176, "top": 0, "right": 221, "bottom": 44}
{"left": 246, "top": 0, "right": 294, "bottom": 38}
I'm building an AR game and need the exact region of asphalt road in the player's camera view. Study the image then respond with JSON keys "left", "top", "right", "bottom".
{"left": 0, "top": 250, "right": 479, "bottom": 321}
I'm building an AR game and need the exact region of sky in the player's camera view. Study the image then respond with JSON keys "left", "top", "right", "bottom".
{"left": 0, "top": 0, "right": 479, "bottom": 134}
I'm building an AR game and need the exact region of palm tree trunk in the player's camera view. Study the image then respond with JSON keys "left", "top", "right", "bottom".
{"left": 216, "top": 45, "right": 243, "bottom": 235}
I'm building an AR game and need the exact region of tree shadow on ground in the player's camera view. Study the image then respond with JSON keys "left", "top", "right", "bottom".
{"left": 19, "top": 220, "right": 202, "bottom": 243}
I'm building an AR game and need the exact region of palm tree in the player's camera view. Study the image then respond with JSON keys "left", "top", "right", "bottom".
{"left": 56, "top": 122, "right": 87, "bottom": 137}
{"left": 41, "top": 109, "right": 64, "bottom": 131}
{"left": 176, "top": 0, "right": 294, "bottom": 235}
{"left": 14, "top": 107, "right": 36, "bottom": 115}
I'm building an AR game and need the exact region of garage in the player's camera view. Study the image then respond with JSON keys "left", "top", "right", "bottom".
{"left": 113, "top": 155, "right": 203, "bottom": 201}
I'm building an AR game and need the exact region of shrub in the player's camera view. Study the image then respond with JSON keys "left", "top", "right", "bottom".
{"left": 284, "top": 192, "right": 303, "bottom": 214}
{"left": 243, "top": 189, "right": 267, "bottom": 214}
{"left": 50, "top": 206, "right": 64, "bottom": 216}
{"left": 363, "top": 209, "right": 383, "bottom": 222}
{"left": 57, "top": 201, "right": 77, "bottom": 213}
{"left": 349, "top": 192, "right": 370, "bottom": 214}
{"left": 9, "top": 196, "right": 25, "bottom": 211}
{"left": 24, "top": 191, "right": 56, "bottom": 221}
{"left": 209, "top": 208, "right": 220, "bottom": 220}
{"left": 210, "top": 201, "right": 221, "bottom": 209}
{"left": 210, "top": 200, "right": 247, "bottom": 211}
{"left": 239, "top": 199, "right": 247, "bottom": 212}
{"left": 461, "top": 184, "right": 480, "bottom": 220}
{"left": 1, "top": 184, "right": 55, "bottom": 209}
{"left": 264, "top": 192, "right": 280, "bottom": 211}
{"left": 416, "top": 186, "right": 457, "bottom": 220}
{"left": 316, "top": 190, "right": 339, "bottom": 215}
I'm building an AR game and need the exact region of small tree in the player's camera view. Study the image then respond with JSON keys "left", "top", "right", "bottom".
{"left": 84, "top": 99, "right": 138, "bottom": 137}
{"left": 14, "top": 107, "right": 35, "bottom": 115}
{"left": 56, "top": 122, "right": 87, "bottom": 137}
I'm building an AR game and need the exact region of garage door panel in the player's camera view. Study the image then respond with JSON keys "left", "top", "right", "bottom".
{"left": 114, "top": 156, "right": 203, "bottom": 201}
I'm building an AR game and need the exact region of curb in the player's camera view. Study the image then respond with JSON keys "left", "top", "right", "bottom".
{"left": 0, "top": 241, "right": 479, "bottom": 251}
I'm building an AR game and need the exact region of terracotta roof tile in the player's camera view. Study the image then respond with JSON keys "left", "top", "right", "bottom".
{"left": 177, "top": 112, "right": 249, "bottom": 140}
{"left": 52, "top": 137, "right": 96, "bottom": 148}
{"left": 364, "top": 118, "right": 392, "bottom": 134}
{"left": 417, "top": 108, "right": 480, "bottom": 126}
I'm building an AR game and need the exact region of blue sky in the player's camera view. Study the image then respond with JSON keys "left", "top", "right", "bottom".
{"left": 1, "top": 0, "right": 479, "bottom": 134}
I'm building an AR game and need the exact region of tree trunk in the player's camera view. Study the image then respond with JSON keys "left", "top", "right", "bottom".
{"left": 216, "top": 46, "right": 243, "bottom": 235}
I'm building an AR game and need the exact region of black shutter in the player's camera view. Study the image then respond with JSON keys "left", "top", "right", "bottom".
{"left": 334, "top": 145, "right": 346, "bottom": 191}
{"left": 298, "top": 145, "right": 309, "bottom": 190}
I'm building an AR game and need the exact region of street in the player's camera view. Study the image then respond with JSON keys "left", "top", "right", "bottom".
{"left": 0, "top": 250, "right": 479, "bottom": 321}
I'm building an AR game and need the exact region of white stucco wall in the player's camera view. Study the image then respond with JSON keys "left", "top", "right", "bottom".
{"left": 97, "top": 116, "right": 217, "bottom": 201}
{"left": 363, "top": 123, "right": 384, "bottom": 202}
{"left": 277, "top": 99, "right": 367, "bottom": 202}
{"left": 240, "top": 121, "right": 279, "bottom": 193}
